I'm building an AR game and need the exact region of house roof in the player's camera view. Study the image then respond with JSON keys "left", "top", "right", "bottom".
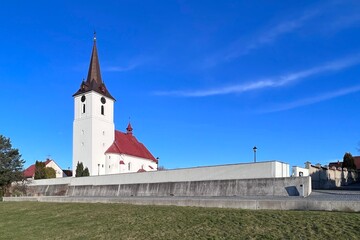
{"left": 329, "top": 157, "right": 360, "bottom": 170}
{"left": 23, "top": 159, "right": 52, "bottom": 178}
{"left": 62, "top": 170, "right": 73, "bottom": 177}
{"left": 354, "top": 156, "right": 360, "bottom": 170}
{"left": 73, "top": 35, "right": 115, "bottom": 100}
{"left": 106, "top": 130, "right": 157, "bottom": 163}
{"left": 329, "top": 161, "right": 342, "bottom": 169}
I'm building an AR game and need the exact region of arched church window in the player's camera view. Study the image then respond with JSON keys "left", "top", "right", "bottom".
{"left": 101, "top": 105, "right": 104, "bottom": 115}
{"left": 83, "top": 104, "right": 86, "bottom": 113}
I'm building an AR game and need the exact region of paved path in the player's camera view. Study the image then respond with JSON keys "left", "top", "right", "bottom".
{"left": 309, "top": 189, "right": 360, "bottom": 201}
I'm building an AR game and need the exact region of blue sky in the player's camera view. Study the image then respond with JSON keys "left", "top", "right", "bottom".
{"left": 1, "top": 1, "right": 359, "bottom": 170}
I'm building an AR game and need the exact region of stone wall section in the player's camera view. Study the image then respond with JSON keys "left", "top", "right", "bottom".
{"left": 23, "top": 177, "right": 311, "bottom": 198}
{"left": 305, "top": 162, "right": 357, "bottom": 189}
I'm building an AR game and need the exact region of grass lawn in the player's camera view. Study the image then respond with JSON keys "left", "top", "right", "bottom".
{"left": 0, "top": 202, "right": 359, "bottom": 239}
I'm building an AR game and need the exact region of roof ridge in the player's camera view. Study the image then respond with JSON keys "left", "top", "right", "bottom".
{"left": 106, "top": 130, "right": 157, "bottom": 162}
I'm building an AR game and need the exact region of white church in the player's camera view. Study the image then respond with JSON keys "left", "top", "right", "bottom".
{"left": 72, "top": 36, "right": 158, "bottom": 176}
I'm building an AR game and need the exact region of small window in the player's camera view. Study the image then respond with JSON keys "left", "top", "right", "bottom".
{"left": 128, "top": 162, "right": 131, "bottom": 171}
{"left": 299, "top": 171, "right": 303, "bottom": 177}
{"left": 101, "top": 105, "right": 104, "bottom": 115}
{"left": 83, "top": 104, "right": 86, "bottom": 113}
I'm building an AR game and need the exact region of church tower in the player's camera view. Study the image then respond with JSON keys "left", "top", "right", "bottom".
{"left": 72, "top": 35, "right": 115, "bottom": 176}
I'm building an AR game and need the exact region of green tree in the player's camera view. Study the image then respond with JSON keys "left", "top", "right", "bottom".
{"left": 0, "top": 135, "right": 25, "bottom": 197}
{"left": 83, "top": 167, "right": 90, "bottom": 176}
{"left": 75, "top": 162, "right": 90, "bottom": 177}
{"left": 342, "top": 152, "right": 356, "bottom": 170}
{"left": 75, "top": 162, "right": 84, "bottom": 177}
{"left": 44, "top": 167, "right": 56, "bottom": 179}
{"left": 34, "top": 161, "right": 46, "bottom": 179}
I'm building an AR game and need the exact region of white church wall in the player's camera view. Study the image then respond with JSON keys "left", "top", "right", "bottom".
{"left": 29, "top": 161, "right": 290, "bottom": 186}
{"left": 105, "top": 153, "right": 157, "bottom": 174}
{"left": 73, "top": 91, "right": 115, "bottom": 176}
{"left": 89, "top": 92, "right": 115, "bottom": 176}
{"left": 73, "top": 94, "right": 93, "bottom": 175}
{"left": 122, "top": 154, "right": 157, "bottom": 173}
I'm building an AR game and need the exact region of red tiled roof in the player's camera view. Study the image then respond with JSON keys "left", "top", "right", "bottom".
{"left": 23, "top": 164, "right": 36, "bottom": 178}
{"left": 354, "top": 156, "right": 360, "bottom": 170}
{"left": 23, "top": 159, "right": 52, "bottom": 178}
{"left": 119, "top": 160, "right": 125, "bottom": 165}
{"left": 106, "top": 130, "right": 157, "bottom": 163}
{"left": 329, "top": 157, "right": 360, "bottom": 170}
{"left": 329, "top": 161, "right": 342, "bottom": 169}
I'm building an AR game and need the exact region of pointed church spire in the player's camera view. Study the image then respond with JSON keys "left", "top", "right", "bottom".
{"left": 73, "top": 34, "right": 115, "bottom": 100}
{"left": 86, "top": 32, "right": 102, "bottom": 85}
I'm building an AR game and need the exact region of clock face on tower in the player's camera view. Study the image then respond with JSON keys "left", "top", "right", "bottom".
{"left": 101, "top": 97, "right": 106, "bottom": 104}
{"left": 81, "top": 95, "right": 86, "bottom": 102}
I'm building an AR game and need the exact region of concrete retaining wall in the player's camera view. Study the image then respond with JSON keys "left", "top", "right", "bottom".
{"left": 24, "top": 177, "right": 311, "bottom": 197}
{"left": 4, "top": 196, "right": 359, "bottom": 212}
{"left": 28, "top": 161, "right": 290, "bottom": 186}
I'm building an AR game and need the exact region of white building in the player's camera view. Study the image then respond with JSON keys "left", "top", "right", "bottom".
{"left": 23, "top": 159, "right": 66, "bottom": 179}
{"left": 292, "top": 166, "right": 309, "bottom": 177}
{"left": 72, "top": 36, "right": 158, "bottom": 176}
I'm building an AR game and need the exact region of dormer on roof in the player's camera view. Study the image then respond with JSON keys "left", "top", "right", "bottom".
{"left": 73, "top": 33, "right": 115, "bottom": 100}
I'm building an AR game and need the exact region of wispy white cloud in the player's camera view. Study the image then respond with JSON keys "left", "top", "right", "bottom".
{"left": 327, "top": 13, "right": 360, "bottom": 32}
{"left": 155, "top": 54, "right": 360, "bottom": 97}
{"left": 204, "top": 2, "right": 360, "bottom": 68}
{"left": 103, "top": 62, "right": 140, "bottom": 72}
{"left": 203, "top": 10, "right": 318, "bottom": 68}
{"left": 224, "top": 10, "right": 318, "bottom": 62}
{"left": 262, "top": 85, "right": 360, "bottom": 113}
{"left": 102, "top": 56, "right": 150, "bottom": 72}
